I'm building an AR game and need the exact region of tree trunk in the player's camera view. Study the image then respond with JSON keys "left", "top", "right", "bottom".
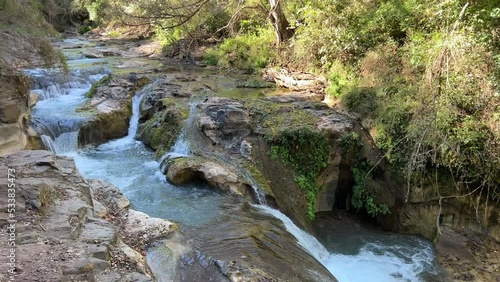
{"left": 269, "top": 0, "right": 294, "bottom": 45}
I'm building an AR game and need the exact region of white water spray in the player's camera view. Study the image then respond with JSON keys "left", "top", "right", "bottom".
{"left": 40, "top": 131, "right": 80, "bottom": 154}
{"left": 255, "top": 204, "right": 437, "bottom": 282}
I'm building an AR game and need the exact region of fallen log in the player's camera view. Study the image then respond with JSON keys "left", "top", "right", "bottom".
{"left": 263, "top": 67, "right": 326, "bottom": 92}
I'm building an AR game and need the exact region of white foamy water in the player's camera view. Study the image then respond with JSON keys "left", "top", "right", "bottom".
{"left": 28, "top": 47, "right": 441, "bottom": 281}
{"left": 98, "top": 90, "right": 147, "bottom": 151}
{"left": 40, "top": 131, "right": 79, "bottom": 154}
{"left": 256, "top": 205, "right": 439, "bottom": 282}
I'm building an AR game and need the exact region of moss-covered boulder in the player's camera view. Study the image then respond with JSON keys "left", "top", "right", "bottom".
{"left": 136, "top": 79, "right": 191, "bottom": 156}
{"left": 196, "top": 96, "right": 401, "bottom": 230}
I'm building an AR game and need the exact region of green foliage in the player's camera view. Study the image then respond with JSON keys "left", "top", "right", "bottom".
{"left": 342, "top": 87, "right": 377, "bottom": 119}
{"left": 73, "top": 0, "right": 109, "bottom": 24}
{"left": 37, "top": 38, "right": 69, "bottom": 72}
{"left": 207, "top": 27, "right": 276, "bottom": 73}
{"left": 0, "top": 0, "right": 56, "bottom": 36}
{"left": 325, "top": 61, "right": 354, "bottom": 97}
{"left": 290, "top": 0, "right": 499, "bottom": 197}
{"left": 202, "top": 48, "right": 219, "bottom": 66}
{"left": 340, "top": 132, "right": 361, "bottom": 153}
{"left": 269, "top": 128, "right": 331, "bottom": 220}
{"left": 156, "top": 26, "right": 185, "bottom": 50}
{"left": 78, "top": 25, "right": 92, "bottom": 34}
{"left": 351, "top": 161, "right": 391, "bottom": 217}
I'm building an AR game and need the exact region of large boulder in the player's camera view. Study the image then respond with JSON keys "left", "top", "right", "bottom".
{"left": 137, "top": 78, "right": 191, "bottom": 156}
{"left": 164, "top": 156, "right": 253, "bottom": 198}
{"left": 78, "top": 74, "right": 150, "bottom": 146}
{"left": 196, "top": 97, "right": 251, "bottom": 153}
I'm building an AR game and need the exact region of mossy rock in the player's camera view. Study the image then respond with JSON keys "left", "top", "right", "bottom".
{"left": 242, "top": 98, "right": 320, "bottom": 140}
{"left": 244, "top": 163, "right": 275, "bottom": 198}
{"left": 85, "top": 74, "right": 112, "bottom": 98}
{"left": 139, "top": 99, "right": 188, "bottom": 156}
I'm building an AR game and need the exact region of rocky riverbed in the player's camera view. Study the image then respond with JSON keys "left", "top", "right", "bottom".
{"left": 0, "top": 30, "right": 498, "bottom": 282}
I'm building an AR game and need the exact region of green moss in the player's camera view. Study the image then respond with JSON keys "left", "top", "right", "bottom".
{"left": 243, "top": 99, "right": 319, "bottom": 140}
{"left": 141, "top": 101, "right": 186, "bottom": 156}
{"left": 85, "top": 75, "right": 112, "bottom": 98}
{"left": 268, "top": 128, "right": 331, "bottom": 220}
{"left": 162, "top": 97, "right": 189, "bottom": 119}
{"left": 241, "top": 99, "right": 329, "bottom": 220}
{"left": 244, "top": 163, "right": 275, "bottom": 197}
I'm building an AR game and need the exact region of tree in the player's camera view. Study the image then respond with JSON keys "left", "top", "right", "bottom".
{"left": 112, "top": 0, "right": 293, "bottom": 44}
{"left": 268, "top": 0, "right": 294, "bottom": 44}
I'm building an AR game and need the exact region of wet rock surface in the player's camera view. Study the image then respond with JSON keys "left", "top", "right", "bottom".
{"left": 184, "top": 202, "right": 338, "bottom": 282}
{"left": 78, "top": 74, "right": 150, "bottom": 146}
{"left": 0, "top": 150, "right": 177, "bottom": 281}
{"left": 164, "top": 156, "right": 253, "bottom": 198}
{"left": 436, "top": 227, "right": 500, "bottom": 282}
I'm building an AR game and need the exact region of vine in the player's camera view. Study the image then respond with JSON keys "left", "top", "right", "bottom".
{"left": 268, "top": 127, "right": 330, "bottom": 220}
{"left": 352, "top": 161, "right": 391, "bottom": 217}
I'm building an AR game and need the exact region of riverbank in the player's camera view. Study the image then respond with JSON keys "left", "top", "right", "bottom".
{"left": 0, "top": 25, "right": 494, "bottom": 281}
{"left": 0, "top": 150, "right": 175, "bottom": 281}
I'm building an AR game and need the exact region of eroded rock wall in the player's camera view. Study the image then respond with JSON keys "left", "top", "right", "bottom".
{"left": 0, "top": 72, "right": 42, "bottom": 156}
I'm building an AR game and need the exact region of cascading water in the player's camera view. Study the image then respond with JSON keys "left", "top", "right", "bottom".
{"left": 255, "top": 205, "right": 439, "bottom": 282}
{"left": 98, "top": 88, "right": 148, "bottom": 151}
{"left": 28, "top": 66, "right": 109, "bottom": 154}
{"left": 40, "top": 131, "right": 79, "bottom": 155}
{"left": 29, "top": 39, "right": 442, "bottom": 281}
{"left": 26, "top": 67, "right": 109, "bottom": 100}
{"left": 153, "top": 104, "right": 440, "bottom": 281}
{"left": 161, "top": 102, "right": 197, "bottom": 160}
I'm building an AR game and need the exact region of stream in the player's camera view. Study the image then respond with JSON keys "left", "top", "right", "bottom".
{"left": 28, "top": 38, "right": 444, "bottom": 281}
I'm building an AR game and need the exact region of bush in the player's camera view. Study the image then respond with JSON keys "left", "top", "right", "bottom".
{"left": 202, "top": 48, "right": 220, "bottom": 66}
{"left": 325, "top": 61, "right": 355, "bottom": 97}
{"left": 341, "top": 87, "right": 377, "bottom": 119}
{"left": 269, "top": 128, "right": 331, "bottom": 220}
{"left": 216, "top": 27, "right": 276, "bottom": 73}
{"left": 78, "top": 25, "right": 92, "bottom": 34}
{"left": 351, "top": 161, "right": 391, "bottom": 217}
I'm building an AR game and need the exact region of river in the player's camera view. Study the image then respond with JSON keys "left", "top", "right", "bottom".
{"left": 28, "top": 38, "right": 444, "bottom": 282}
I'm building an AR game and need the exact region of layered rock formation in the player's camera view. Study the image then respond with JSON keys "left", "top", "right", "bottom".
{"left": 0, "top": 72, "right": 42, "bottom": 156}
{"left": 138, "top": 85, "right": 499, "bottom": 255}
{"left": 0, "top": 150, "right": 177, "bottom": 281}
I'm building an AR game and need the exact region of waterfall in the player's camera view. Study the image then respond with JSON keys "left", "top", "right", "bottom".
{"left": 159, "top": 103, "right": 198, "bottom": 165}
{"left": 41, "top": 131, "right": 79, "bottom": 154}
{"left": 255, "top": 205, "right": 330, "bottom": 261}
{"left": 97, "top": 91, "right": 147, "bottom": 151}
{"left": 26, "top": 67, "right": 109, "bottom": 100}
{"left": 28, "top": 66, "right": 111, "bottom": 154}
{"left": 127, "top": 91, "right": 146, "bottom": 139}
{"left": 254, "top": 205, "right": 438, "bottom": 282}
